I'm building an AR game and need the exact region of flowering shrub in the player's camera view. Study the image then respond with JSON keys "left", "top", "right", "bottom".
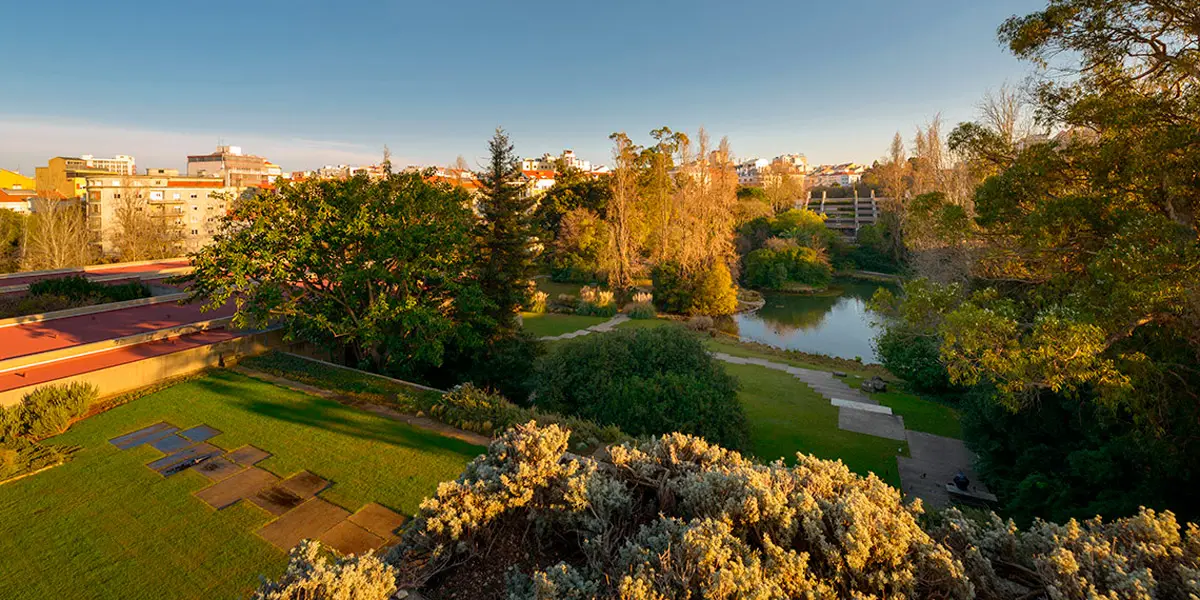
{"left": 631, "top": 291, "right": 652, "bottom": 304}
{"left": 576, "top": 286, "right": 617, "bottom": 317}
{"left": 256, "top": 422, "right": 1200, "bottom": 599}
{"left": 252, "top": 540, "right": 396, "bottom": 600}
{"left": 525, "top": 290, "right": 549, "bottom": 314}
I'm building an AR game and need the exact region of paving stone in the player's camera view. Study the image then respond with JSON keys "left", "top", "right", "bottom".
{"left": 837, "top": 408, "right": 907, "bottom": 441}
{"left": 830, "top": 398, "right": 892, "bottom": 414}
{"left": 318, "top": 520, "right": 385, "bottom": 556}
{"left": 278, "top": 471, "right": 330, "bottom": 498}
{"left": 150, "top": 434, "right": 193, "bottom": 454}
{"left": 179, "top": 425, "right": 222, "bottom": 443}
{"left": 196, "top": 467, "right": 279, "bottom": 509}
{"left": 110, "top": 422, "right": 178, "bottom": 449}
{"left": 897, "top": 431, "right": 993, "bottom": 510}
{"left": 348, "top": 503, "right": 408, "bottom": 538}
{"left": 147, "top": 443, "right": 220, "bottom": 474}
{"left": 250, "top": 486, "right": 307, "bottom": 516}
{"left": 195, "top": 457, "right": 245, "bottom": 482}
{"left": 226, "top": 445, "right": 271, "bottom": 466}
{"left": 257, "top": 498, "right": 351, "bottom": 551}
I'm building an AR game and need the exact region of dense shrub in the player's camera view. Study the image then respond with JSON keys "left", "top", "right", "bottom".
{"left": 623, "top": 301, "right": 655, "bottom": 319}
{"left": 845, "top": 223, "right": 902, "bottom": 273}
{"left": 532, "top": 326, "right": 747, "bottom": 449}
{"left": 5, "top": 382, "right": 96, "bottom": 439}
{"left": 431, "top": 383, "right": 625, "bottom": 451}
{"left": 253, "top": 540, "right": 396, "bottom": 600}
{"left": 435, "top": 332, "right": 543, "bottom": 402}
{"left": 27, "top": 275, "right": 149, "bottom": 303}
{"left": 365, "top": 423, "right": 1200, "bottom": 600}
{"left": 651, "top": 261, "right": 738, "bottom": 316}
{"left": 874, "top": 328, "right": 955, "bottom": 393}
{"left": 524, "top": 290, "right": 548, "bottom": 314}
{"left": 743, "top": 245, "right": 832, "bottom": 291}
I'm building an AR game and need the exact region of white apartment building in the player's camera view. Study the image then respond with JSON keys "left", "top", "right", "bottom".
{"left": 84, "top": 174, "right": 236, "bottom": 255}
{"left": 737, "top": 154, "right": 808, "bottom": 187}
{"left": 809, "top": 163, "right": 866, "bottom": 187}
{"left": 521, "top": 149, "right": 604, "bottom": 174}
{"left": 736, "top": 158, "right": 770, "bottom": 186}
{"left": 78, "top": 154, "right": 137, "bottom": 176}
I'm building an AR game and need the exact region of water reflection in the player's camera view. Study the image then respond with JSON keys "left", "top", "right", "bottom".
{"left": 733, "top": 281, "right": 891, "bottom": 361}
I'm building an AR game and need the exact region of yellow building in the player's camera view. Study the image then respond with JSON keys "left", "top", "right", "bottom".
{"left": 0, "top": 169, "right": 35, "bottom": 191}
{"left": 36, "top": 158, "right": 108, "bottom": 199}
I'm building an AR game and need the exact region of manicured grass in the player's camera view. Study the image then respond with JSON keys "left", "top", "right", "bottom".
{"left": 0, "top": 370, "right": 482, "bottom": 600}
{"left": 242, "top": 351, "right": 444, "bottom": 403}
{"left": 844, "top": 375, "right": 963, "bottom": 439}
{"left": 521, "top": 312, "right": 609, "bottom": 337}
{"left": 615, "top": 317, "right": 675, "bottom": 330}
{"left": 727, "top": 362, "right": 907, "bottom": 488}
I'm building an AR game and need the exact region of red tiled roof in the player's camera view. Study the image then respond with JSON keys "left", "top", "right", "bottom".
{"left": 166, "top": 179, "right": 225, "bottom": 188}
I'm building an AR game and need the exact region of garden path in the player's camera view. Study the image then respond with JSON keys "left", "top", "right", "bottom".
{"left": 537, "top": 314, "right": 629, "bottom": 341}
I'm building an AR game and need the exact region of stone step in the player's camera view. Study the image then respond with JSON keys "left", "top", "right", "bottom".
{"left": 830, "top": 398, "right": 892, "bottom": 414}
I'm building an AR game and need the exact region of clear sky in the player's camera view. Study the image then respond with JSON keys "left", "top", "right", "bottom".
{"left": 0, "top": 0, "right": 1047, "bottom": 174}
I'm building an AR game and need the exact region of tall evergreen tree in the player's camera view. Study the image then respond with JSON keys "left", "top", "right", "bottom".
{"left": 476, "top": 128, "right": 537, "bottom": 334}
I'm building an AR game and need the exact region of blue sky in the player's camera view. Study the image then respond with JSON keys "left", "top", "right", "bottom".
{"left": 0, "top": 0, "right": 1046, "bottom": 173}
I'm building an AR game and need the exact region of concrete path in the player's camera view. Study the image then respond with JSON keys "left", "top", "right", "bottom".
{"left": 538, "top": 314, "right": 629, "bottom": 341}
{"left": 897, "top": 431, "right": 993, "bottom": 509}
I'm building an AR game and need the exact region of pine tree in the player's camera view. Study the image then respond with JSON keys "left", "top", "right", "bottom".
{"left": 476, "top": 127, "right": 536, "bottom": 334}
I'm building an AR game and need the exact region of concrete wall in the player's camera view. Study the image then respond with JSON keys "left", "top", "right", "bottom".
{"left": 0, "top": 328, "right": 285, "bottom": 407}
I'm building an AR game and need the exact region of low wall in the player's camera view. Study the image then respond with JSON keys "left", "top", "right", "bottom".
{"left": 0, "top": 292, "right": 191, "bottom": 328}
{"left": 0, "top": 328, "right": 285, "bottom": 407}
{"left": 0, "top": 316, "right": 232, "bottom": 374}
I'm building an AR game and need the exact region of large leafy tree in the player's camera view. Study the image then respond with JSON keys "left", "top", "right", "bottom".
{"left": 188, "top": 170, "right": 485, "bottom": 381}
{"left": 878, "top": 0, "right": 1200, "bottom": 521}
{"left": 476, "top": 128, "right": 537, "bottom": 334}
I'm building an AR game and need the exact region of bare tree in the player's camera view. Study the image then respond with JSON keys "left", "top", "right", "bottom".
{"left": 111, "top": 177, "right": 184, "bottom": 261}
{"left": 606, "top": 132, "right": 644, "bottom": 291}
{"left": 978, "top": 83, "right": 1034, "bottom": 150}
{"left": 761, "top": 159, "right": 806, "bottom": 213}
{"left": 23, "top": 197, "right": 93, "bottom": 270}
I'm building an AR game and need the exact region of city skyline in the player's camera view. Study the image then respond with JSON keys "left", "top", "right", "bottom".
{"left": 1, "top": 0, "right": 1045, "bottom": 172}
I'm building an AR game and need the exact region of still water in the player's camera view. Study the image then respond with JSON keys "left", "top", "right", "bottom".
{"left": 732, "top": 281, "right": 892, "bottom": 361}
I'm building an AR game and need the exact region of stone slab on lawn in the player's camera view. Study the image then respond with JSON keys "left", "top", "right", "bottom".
{"left": 146, "top": 443, "right": 220, "bottom": 474}
{"left": 837, "top": 407, "right": 907, "bottom": 441}
{"left": 150, "top": 434, "right": 193, "bottom": 454}
{"left": 226, "top": 445, "right": 271, "bottom": 466}
{"left": 278, "top": 471, "right": 330, "bottom": 498}
{"left": 318, "top": 520, "right": 385, "bottom": 556}
{"left": 897, "top": 431, "right": 992, "bottom": 510}
{"left": 348, "top": 503, "right": 408, "bottom": 538}
{"left": 109, "top": 422, "right": 178, "bottom": 449}
{"left": 250, "top": 486, "right": 306, "bottom": 516}
{"left": 179, "top": 425, "right": 222, "bottom": 443}
{"left": 195, "top": 467, "right": 279, "bottom": 509}
{"left": 194, "top": 456, "right": 245, "bottom": 482}
{"left": 258, "top": 498, "right": 351, "bottom": 551}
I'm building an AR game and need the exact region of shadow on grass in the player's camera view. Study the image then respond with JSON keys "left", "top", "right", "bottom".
{"left": 190, "top": 375, "right": 483, "bottom": 457}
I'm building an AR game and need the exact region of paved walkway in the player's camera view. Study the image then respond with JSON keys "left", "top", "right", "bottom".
{"left": 538, "top": 314, "right": 629, "bottom": 341}
{"left": 709, "top": 352, "right": 989, "bottom": 507}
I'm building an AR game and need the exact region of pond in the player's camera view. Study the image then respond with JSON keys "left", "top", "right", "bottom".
{"left": 732, "top": 280, "right": 893, "bottom": 361}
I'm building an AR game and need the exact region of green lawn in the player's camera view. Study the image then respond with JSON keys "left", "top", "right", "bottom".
{"left": 521, "top": 312, "right": 609, "bottom": 337}
{"left": 727, "top": 363, "right": 907, "bottom": 488}
{"left": 614, "top": 317, "right": 674, "bottom": 330}
{"left": 0, "top": 370, "right": 482, "bottom": 600}
{"left": 844, "top": 375, "right": 963, "bottom": 439}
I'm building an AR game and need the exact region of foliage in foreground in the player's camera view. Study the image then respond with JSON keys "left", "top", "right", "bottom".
{"left": 251, "top": 422, "right": 1200, "bottom": 600}
{"left": 533, "top": 326, "right": 747, "bottom": 449}
{"left": 252, "top": 541, "right": 396, "bottom": 600}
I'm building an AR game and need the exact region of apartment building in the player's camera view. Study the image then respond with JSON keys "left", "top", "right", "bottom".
{"left": 84, "top": 173, "right": 236, "bottom": 255}
{"left": 35, "top": 155, "right": 136, "bottom": 198}
{"left": 521, "top": 149, "right": 608, "bottom": 175}
{"left": 0, "top": 169, "right": 35, "bottom": 191}
{"left": 187, "top": 145, "right": 276, "bottom": 187}
{"left": 809, "top": 163, "right": 865, "bottom": 187}
{"left": 0, "top": 188, "right": 37, "bottom": 213}
{"left": 737, "top": 154, "right": 808, "bottom": 188}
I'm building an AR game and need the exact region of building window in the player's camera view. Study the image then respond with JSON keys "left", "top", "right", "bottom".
{"left": 191, "top": 229, "right": 198, "bottom": 235}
